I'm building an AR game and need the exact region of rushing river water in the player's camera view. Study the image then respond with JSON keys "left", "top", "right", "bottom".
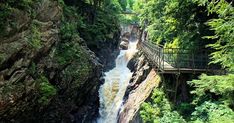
{"left": 97, "top": 26, "right": 138, "bottom": 123}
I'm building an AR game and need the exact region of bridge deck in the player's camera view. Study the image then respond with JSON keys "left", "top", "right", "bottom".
{"left": 140, "top": 41, "right": 222, "bottom": 74}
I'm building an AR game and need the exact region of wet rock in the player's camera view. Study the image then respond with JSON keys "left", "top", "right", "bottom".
{"left": 122, "top": 32, "right": 131, "bottom": 39}
{"left": 88, "top": 32, "right": 121, "bottom": 72}
{"left": 127, "top": 53, "right": 139, "bottom": 72}
{"left": 120, "top": 41, "right": 129, "bottom": 50}
{"left": 121, "top": 37, "right": 129, "bottom": 42}
{"left": 125, "top": 52, "right": 152, "bottom": 97}
{"left": 118, "top": 52, "right": 160, "bottom": 123}
{"left": 119, "top": 70, "right": 160, "bottom": 123}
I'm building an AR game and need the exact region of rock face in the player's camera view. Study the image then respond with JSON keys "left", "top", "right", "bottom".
{"left": 87, "top": 32, "right": 121, "bottom": 72}
{"left": 0, "top": 0, "right": 118, "bottom": 122}
{"left": 118, "top": 52, "right": 160, "bottom": 123}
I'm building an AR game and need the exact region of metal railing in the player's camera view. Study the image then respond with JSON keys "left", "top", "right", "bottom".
{"left": 140, "top": 41, "right": 218, "bottom": 72}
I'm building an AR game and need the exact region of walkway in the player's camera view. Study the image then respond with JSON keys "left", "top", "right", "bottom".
{"left": 140, "top": 41, "right": 221, "bottom": 73}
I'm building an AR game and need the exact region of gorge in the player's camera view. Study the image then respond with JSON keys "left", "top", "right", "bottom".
{"left": 0, "top": 0, "right": 234, "bottom": 123}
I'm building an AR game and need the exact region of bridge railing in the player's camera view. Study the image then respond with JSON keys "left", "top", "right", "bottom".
{"left": 140, "top": 41, "right": 218, "bottom": 72}
{"left": 163, "top": 48, "right": 209, "bottom": 69}
{"left": 141, "top": 41, "right": 164, "bottom": 70}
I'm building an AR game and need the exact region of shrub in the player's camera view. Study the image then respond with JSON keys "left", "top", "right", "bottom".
{"left": 0, "top": 4, "right": 11, "bottom": 36}
{"left": 37, "top": 76, "right": 57, "bottom": 105}
{"left": 188, "top": 74, "right": 234, "bottom": 107}
{"left": 191, "top": 101, "right": 234, "bottom": 123}
{"left": 140, "top": 88, "right": 186, "bottom": 123}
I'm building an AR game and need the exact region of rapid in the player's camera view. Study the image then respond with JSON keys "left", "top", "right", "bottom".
{"left": 97, "top": 25, "right": 138, "bottom": 123}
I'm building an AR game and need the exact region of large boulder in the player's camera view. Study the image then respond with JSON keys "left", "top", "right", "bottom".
{"left": 120, "top": 40, "right": 129, "bottom": 50}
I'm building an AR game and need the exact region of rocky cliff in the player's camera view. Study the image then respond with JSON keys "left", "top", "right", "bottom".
{"left": 118, "top": 50, "right": 160, "bottom": 123}
{"left": 0, "top": 0, "right": 119, "bottom": 122}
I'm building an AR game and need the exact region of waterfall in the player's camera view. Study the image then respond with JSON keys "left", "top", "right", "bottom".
{"left": 97, "top": 26, "right": 138, "bottom": 123}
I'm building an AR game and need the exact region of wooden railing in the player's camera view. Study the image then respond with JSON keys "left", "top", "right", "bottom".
{"left": 140, "top": 41, "right": 219, "bottom": 73}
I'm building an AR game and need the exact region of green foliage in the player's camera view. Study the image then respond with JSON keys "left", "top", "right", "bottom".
{"left": 56, "top": 5, "right": 93, "bottom": 82}
{"left": 118, "top": 0, "right": 128, "bottom": 11}
{"left": 190, "top": 101, "right": 234, "bottom": 123}
{"left": 61, "top": 1, "right": 120, "bottom": 45}
{"left": 1, "top": 0, "right": 34, "bottom": 10}
{"left": 188, "top": 74, "right": 234, "bottom": 107}
{"left": 37, "top": 76, "right": 57, "bottom": 105}
{"left": 141, "top": 79, "right": 234, "bottom": 123}
{"left": 193, "top": 0, "right": 234, "bottom": 71}
{"left": 136, "top": 0, "right": 234, "bottom": 120}
{"left": 118, "top": 14, "right": 139, "bottom": 24}
{"left": 79, "top": 10, "right": 120, "bottom": 45}
{"left": 127, "top": 0, "right": 134, "bottom": 9}
{"left": 60, "top": 6, "right": 80, "bottom": 41}
{"left": 57, "top": 0, "right": 65, "bottom": 6}
{"left": 91, "top": 12, "right": 116, "bottom": 41}
{"left": 103, "top": 0, "right": 123, "bottom": 13}
{"left": 27, "top": 20, "right": 42, "bottom": 49}
{"left": 0, "top": 0, "right": 37, "bottom": 37}
{"left": 160, "top": 111, "right": 186, "bottom": 123}
{"left": 136, "top": 0, "right": 234, "bottom": 71}
{"left": 56, "top": 33, "right": 92, "bottom": 81}
{"left": 28, "top": 62, "right": 37, "bottom": 75}
{"left": 102, "top": 0, "right": 138, "bottom": 25}
{"left": 140, "top": 88, "right": 186, "bottom": 123}
{"left": 134, "top": 0, "right": 215, "bottom": 50}
{"left": 137, "top": 0, "right": 234, "bottom": 122}
{"left": 0, "top": 4, "right": 11, "bottom": 36}
{"left": 60, "top": 21, "right": 78, "bottom": 40}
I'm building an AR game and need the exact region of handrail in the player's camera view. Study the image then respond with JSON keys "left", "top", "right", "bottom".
{"left": 140, "top": 41, "right": 218, "bottom": 72}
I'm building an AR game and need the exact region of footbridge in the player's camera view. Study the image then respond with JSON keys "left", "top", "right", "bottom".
{"left": 140, "top": 41, "right": 221, "bottom": 74}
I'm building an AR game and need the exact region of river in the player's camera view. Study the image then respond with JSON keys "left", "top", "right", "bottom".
{"left": 97, "top": 26, "right": 138, "bottom": 123}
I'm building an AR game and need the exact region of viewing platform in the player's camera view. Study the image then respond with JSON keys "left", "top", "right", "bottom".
{"left": 140, "top": 41, "right": 222, "bottom": 74}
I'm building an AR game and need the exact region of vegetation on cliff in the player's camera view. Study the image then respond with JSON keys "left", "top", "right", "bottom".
{"left": 0, "top": 0, "right": 123, "bottom": 122}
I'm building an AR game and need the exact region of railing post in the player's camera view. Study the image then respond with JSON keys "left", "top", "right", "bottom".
{"left": 192, "top": 53, "right": 195, "bottom": 70}
{"left": 159, "top": 47, "right": 161, "bottom": 70}
{"left": 140, "top": 42, "right": 218, "bottom": 73}
{"left": 163, "top": 48, "right": 164, "bottom": 70}
{"left": 206, "top": 50, "right": 208, "bottom": 70}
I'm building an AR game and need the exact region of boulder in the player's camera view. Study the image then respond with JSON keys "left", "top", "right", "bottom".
{"left": 120, "top": 41, "right": 129, "bottom": 50}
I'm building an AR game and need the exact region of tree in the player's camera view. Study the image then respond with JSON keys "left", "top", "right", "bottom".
{"left": 136, "top": 0, "right": 234, "bottom": 122}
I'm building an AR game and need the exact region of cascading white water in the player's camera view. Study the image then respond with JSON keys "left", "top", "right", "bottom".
{"left": 97, "top": 26, "right": 138, "bottom": 123}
